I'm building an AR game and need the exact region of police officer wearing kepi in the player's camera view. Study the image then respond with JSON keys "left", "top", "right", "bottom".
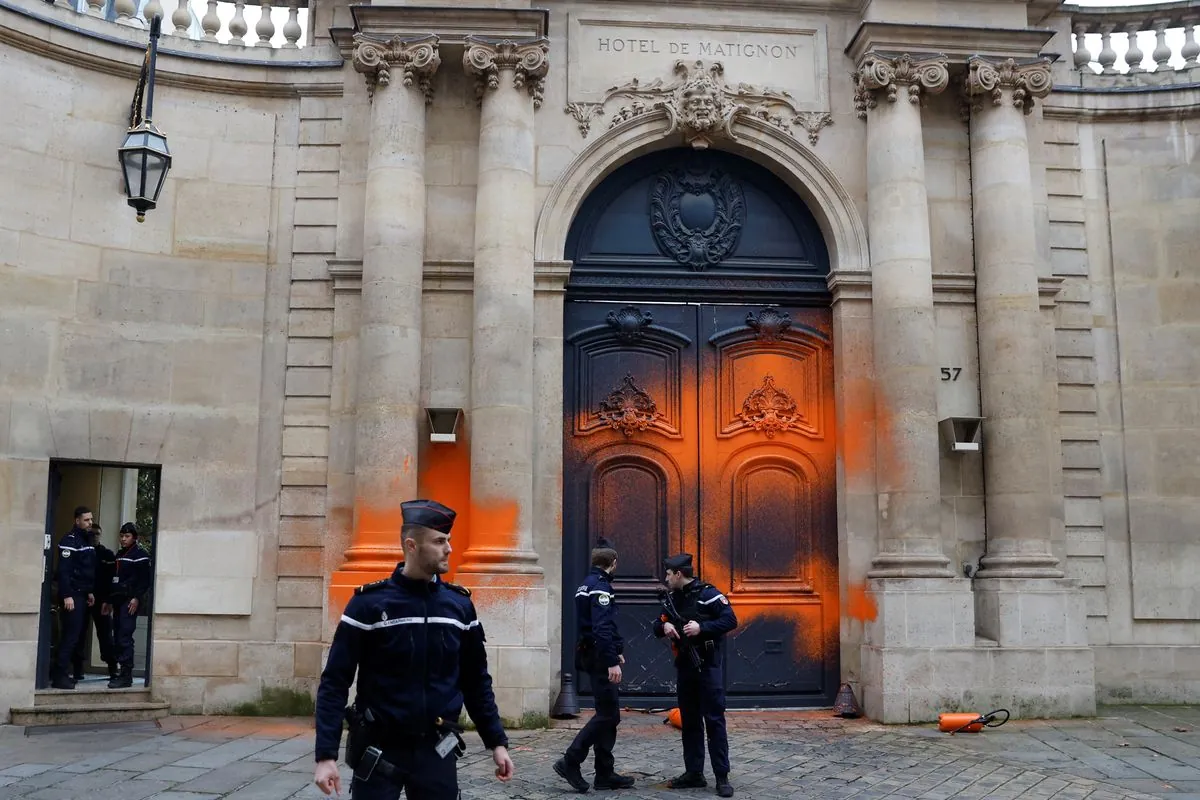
{"left": 554, "top": 537, "right": 635, "bottom": 793}
{"left": 655, "top": 553, "right": 738, "bottom": 797}
{"left": 313, "top": 499, "right": 514, "bottom": 799}
{"left": 53, "top": 506, "right": 97, "bottom": 690}
{"left": 108, "top": 522, "right": 152, "bottom": 689}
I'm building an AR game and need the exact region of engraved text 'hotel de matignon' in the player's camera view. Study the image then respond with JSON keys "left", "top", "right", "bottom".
{"left": 596, "top": 37, "right": 803, "bottom": 60}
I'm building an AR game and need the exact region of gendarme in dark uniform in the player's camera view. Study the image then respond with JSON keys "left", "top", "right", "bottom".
{"left": 53, "top": 507, "right": 97, "bottom": 690}
{"left": 554, "top": 537, "right": 634, "bottom": 793}
{"left": 655, "top": 553, "right": 739, "bottom": 797}
{"left": 313, "top": 500, "right": 513, "bottom": 800}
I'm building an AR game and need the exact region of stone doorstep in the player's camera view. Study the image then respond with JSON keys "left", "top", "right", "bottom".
{"left": 10, "top": 701, "right": 170, "bottom": 726}
{"left": 33, "top": 686, "right": 153, "bottom": 708}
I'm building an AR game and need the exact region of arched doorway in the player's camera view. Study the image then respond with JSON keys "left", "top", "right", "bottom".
{"left": 562, "top": 148, "right": 838, "bottom": 708}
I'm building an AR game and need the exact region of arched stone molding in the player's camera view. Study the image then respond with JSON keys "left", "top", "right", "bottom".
{"left": 535, "top": 110, "right": 869, "bottom": 277}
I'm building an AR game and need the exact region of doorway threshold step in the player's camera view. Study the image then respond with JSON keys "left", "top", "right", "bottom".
{"left": 13, "top": 696, "right": 169, "bottom": 726}
{"left": 33, "top": 686, "right": 153, "bottom": 707}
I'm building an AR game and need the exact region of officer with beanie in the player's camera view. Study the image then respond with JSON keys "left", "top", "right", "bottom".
{"left": 313, "top": 499, "right": 514, "bottom": 799}
{"left": 554, "top": 537, "right": 635, "bottom": 793}
{"left": 656, "top": 553, "right": 738, "bottom": 797}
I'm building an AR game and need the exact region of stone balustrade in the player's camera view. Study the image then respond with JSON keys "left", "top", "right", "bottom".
{"left": 46, "top": 0, "right": 307, "bottom": 48}
{"left": 1065, "top": 1, "right": 1199, "bottom": 77}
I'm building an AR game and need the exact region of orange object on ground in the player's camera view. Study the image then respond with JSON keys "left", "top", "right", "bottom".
{"left": 664, "top": 708, "right": 682, "bottom": 729}
{"left": 938, "top": 712, "right": 985, "bottom": 733}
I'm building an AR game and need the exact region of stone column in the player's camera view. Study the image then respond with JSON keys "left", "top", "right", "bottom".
{"left": 854, "top": 53, "right": 953, "bottom": 578}
{"left": 333, "top": 34, "right": 439, "bottom": 589}
{"left": 460, "top": 36, "right": 549, "bottom": 573}
{"left": 965, "top": 57, "right": 1062, "bottom": 579}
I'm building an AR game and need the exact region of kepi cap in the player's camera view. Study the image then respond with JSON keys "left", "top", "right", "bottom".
{"left": 401, "top": 500, "right": 456, "bottom": 534}
{"left": 664, "top": 553, "right": 693, "bottom": 571}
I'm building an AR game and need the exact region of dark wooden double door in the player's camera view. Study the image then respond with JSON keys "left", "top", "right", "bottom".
{"left": 563, "top": 300, "right": 838, "bottom": 707}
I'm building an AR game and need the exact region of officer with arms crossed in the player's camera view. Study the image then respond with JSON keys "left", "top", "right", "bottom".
{"left": 655, "top": 553, "right": 738, "bottom": 797}
{"left": 554, "top": 537, "right": 635, "bottom": 793}
{"left": 313, "top": 500, "right": 514, "bottom": 799}
{"left": 108, "top": 522, "right": 152, "bottom": 689}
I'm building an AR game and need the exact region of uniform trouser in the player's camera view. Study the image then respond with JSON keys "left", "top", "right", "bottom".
{"left": 56, "top": 596, "right": 88, "bottom": 679}
{"left": 112, "top": 601, "right": 139, "bottom": 668}
{"left": 564, "top": 670, "right": 620, "bottom": 775}
{"left": 73, "top": 603, "right": 116, "bottom": 670}
{"left": 349, "top": 739, "right": 459, "bottom": 800}
{"left": 677, "top": 663, "right": 730, "bottom": 777}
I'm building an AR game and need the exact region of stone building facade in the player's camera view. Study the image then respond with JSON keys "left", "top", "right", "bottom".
{"left": 0, "top": 0, "right": 1197, "bottom": 724}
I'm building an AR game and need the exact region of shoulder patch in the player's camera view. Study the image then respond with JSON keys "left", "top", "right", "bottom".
{"left": 443, "top": 581, "right": 471, "bottom": 597}
{"left": 597, "top": 593, "right": 611, "bottom": 606}
{"left": 354, "top": 579, "right": 389, "bottom": 595}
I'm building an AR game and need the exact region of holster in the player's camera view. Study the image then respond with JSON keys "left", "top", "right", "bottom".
{"left": 343, "top": 703, "right": 374, "bottom": 769}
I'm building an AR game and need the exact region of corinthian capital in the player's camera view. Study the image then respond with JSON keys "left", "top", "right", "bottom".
{"left": 965, "top": 57, "right": 1053, "bottom": 115}
{"left": 352, "top": 33, "right": 441, "bottom": 104}
{"left": 463, "top": 36, "right": 551, "bottom": 110}
{"left": 853, "top": 52, "right": 950, "bottom": 119}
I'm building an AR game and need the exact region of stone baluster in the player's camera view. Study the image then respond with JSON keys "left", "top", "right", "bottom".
{"left": 282, "top": 0, "right": 301, "bottom": 49}
{"left": 1124, "top": 23, "right": 1145, "bottom": 73}
{"left": 228, "top": 0, "right": 248, "bottom": 45}
{"left": 853, "top": 53, "right": 952, "bottom": 578}
{"left": 200, "top": 0, "right": 219, "bottom": 41}
{"left": 964, "top": 57, "right": 1062, "bottom": 580}
{"left": 1182, "top": 18, "right": 1200, "bottom": 67}
{"left": 255, "top": 0, "right": 276, "bottom": 46}
{"left": 1097, "top": 26, "right": 1118, "bottom": 73}
{"left": 142, "top": 0, "right": 163, "bottom": 25}
{"left": 1072, "top": 23, "right": 1092, "bottom": 71}
{"left": 113, "top": 0, "right": 137, "bottom": 26}
{"left": 86, "top": 0, "right": 105, "bottom": 17}
{"left": 170, "top": 0, "right": 192, "bottom": 35}
{"left": 333, "top": 34, "right": 440, "bottom": 580}
{"left": 1152, "top": 18, "right": 1173, "bottom": 70}
{"left": 460, "top": 36, "right": 549, "bottom": 575}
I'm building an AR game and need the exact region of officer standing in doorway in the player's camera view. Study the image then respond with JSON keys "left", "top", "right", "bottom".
{"left": 73, "top": 523, "right": 118, "bottom": 683}
{"left": 53, "top": 506, "right": 96, "bottom": 690}
{"left": 655, "top": 553, "right": 738, "bottom": 797}
{"left": 554, "top": 537, "right": 635, "bottom": 793}
{"left": 313, "top": 500, "right": 514, "bottom": 799}
{"left": 109, "top": 523, "right": 152, "bottom": 689}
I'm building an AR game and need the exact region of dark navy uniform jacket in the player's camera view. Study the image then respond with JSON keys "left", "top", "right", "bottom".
{"left": 653, "top": 579, "right": 738, "bottom": 666}
{"left": 56, "top": 527, "right": 96, "bottom": 601}
{"left": 574, "top": 566, "right": 624, "bottom": 670}
{"left": 314, "top": 564, "right": 508, "bottom": 762}
{"left": 93, "top": 543, "right": 117, "bottom": 604}
{"left": 110, "top": 543, "right": 152, "bottom": 603}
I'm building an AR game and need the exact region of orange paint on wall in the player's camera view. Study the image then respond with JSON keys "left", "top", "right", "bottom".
{"left": 418, "top": 439, "right": 473, "bottom": 580}
{"left": 845, "top": 582, "right": 878, "bottom": 622}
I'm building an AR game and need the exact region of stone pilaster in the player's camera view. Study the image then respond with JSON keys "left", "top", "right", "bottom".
{"left": 457, "top": 36, "right": 551, "bottom": 721}
{"left": 855, "top": 53, "right": 954, "bottom": 578}
{"left": 330, "top": 34, "right": 440, "bottom": 604}
{"left": 964, "top": 56, "right": 1061, "bottom": 581}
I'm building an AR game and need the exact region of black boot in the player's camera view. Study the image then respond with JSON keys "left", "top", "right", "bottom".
{"left": 108, "top": 665, "right": 133, "bottom": 689}
{"left": 107, "top": 662, "right": 119, "bottom": 681}
{"left": 553, "top": 758, "right": 590, "bottom": 794}
{"left": 667, "top": 771, "right": 707, "bottom": 789}
{"left": 72, "top": 661, "right": 85, "bottom": 682}
{"left": 51, "top": 673, "right": 76, "bottom": 690}
{"left": 716, "top": 775, "right": 734, "bottom": 797}
{"left": 594, "top": 772, "right": 635, "bottom": 790}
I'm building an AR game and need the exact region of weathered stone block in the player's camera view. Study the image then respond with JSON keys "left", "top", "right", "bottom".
{"left": 181, "top": 640, "right": 240, "bottom": 677}
{"left": 277, "top": 547, "right": 324, "bottom": 578}
{"left": 278, "top": 577, "right": 323, "bottom": 608}
{"left": 276, "top": 609, "right": 322, "bottom": 643}
{"left": 294, "top": 642, "right": 324, "bottom": 679}
{"left": 239, "top": 642, "right": 296, "bottom": 681}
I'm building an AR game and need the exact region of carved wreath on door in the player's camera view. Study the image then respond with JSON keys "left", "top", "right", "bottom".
{"left": 738, "top": 374, "right": 801, "bottom": 438}
{"left": 650, "top": 165, "right": 745, "bottom": 271}
{"left": 598, "top": 374, "right": 663, "bottom": 436}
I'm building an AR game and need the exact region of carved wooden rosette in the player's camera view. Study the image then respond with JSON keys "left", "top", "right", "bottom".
{"left": 597, "top": 374, "right": 663, "bottom": 437}
{"left": 853, "top": 52, "right": 950, "bottom": 118}
{"left": 965, "top": 56, "right": 1053, "bottom": 115}
{"left": 352, "top": 33, "right": 441, "bottom": 104}
{"left": 738, "top": 374, "right": 801, "bottom": 439}
{"left": 463, "top": 36, "right": 551, "bottom": 109}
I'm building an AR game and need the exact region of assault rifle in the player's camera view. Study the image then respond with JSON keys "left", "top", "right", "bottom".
{"left": 657, "top": 588, "right": 704, "bottom": 672}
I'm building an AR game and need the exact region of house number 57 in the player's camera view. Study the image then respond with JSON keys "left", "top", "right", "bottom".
{"left": 940, "top": 367, "right": 962, "bottom": 381}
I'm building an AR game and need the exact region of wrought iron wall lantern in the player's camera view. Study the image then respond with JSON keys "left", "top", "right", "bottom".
{"left": 118, "top": 15, "right": 171, "bottom": 223}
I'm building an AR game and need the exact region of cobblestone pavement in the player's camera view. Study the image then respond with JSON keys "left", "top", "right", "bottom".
{"left": 0, "top": 706, "right": 1195, "bottom": 799}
